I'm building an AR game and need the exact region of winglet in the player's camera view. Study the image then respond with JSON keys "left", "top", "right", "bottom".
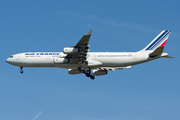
{"left": 85, "top": 30, "right": 92, "bottom": 35}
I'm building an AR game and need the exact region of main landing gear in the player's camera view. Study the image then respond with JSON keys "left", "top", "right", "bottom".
{"left": 20, "top": 66, "right": 23, "bottom": 74}
{"left": 78, "top": 67, "right": 95, "bottom": 80}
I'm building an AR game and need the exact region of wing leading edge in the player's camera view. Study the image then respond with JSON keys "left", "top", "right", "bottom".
{"left": 66, "top": 30, "right": 92, "bottom": 66}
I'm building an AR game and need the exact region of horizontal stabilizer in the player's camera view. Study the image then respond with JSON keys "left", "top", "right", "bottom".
{"left": 161, "top": 53, "right": 174, "bottom": 58}
{"left": 161, "top": 56, "right": 174, "bottom": 58}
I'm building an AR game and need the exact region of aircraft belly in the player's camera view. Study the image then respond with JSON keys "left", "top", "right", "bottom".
{"left": 54, "top": 64, "right": 79, "bottom": 69}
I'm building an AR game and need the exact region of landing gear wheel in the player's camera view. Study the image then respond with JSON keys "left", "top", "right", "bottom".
{"left": 78, "top": 67, "right": 94, "bottom": 79}
{"left": 82, "top": 69, "right": 86, "bottom": 74}
{"left": 20, "top": 70, "right": 23, "bottom": 74}
{"left": 20, "top": 66, "right": 23, "bottom": 74}
{"left": 90, "top": 75, "right": 95, "bottom": 80}
{"left": 86, "top": 73, "right": 90, "bottom": 77}
{"left": 78, "top": 67, "right": 82, "bottom": 72}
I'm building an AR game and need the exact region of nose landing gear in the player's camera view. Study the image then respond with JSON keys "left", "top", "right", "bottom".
{"left": 20, "top": 67, "right": 23, "bottom": 74}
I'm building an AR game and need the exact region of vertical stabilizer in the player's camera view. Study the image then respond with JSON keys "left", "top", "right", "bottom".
{"left": 142, "top": 30, "right": 171, "bottom": 51}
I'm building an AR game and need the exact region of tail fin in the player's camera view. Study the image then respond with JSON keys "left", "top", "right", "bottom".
{"left": 142, "top": 30, "right": 171, "bottom": 51}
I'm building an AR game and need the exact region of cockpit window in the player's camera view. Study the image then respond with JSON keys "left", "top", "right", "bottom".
{"left": 10, "top": 56, "right": 13, "bottom": 58}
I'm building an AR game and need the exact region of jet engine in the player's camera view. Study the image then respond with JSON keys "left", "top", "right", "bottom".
{"left": 92, "top": 69, "right": 107, "bottom": 76}
{"left": 63, "top": 47, "right": 79, "bottom": 54}
{"left": 54, "top": 58, "right": 69, "bottom": 64}
{"left": 68, "top": 69, "right": 82, "bottom": 75}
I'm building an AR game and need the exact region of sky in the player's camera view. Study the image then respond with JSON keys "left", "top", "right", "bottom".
{"left": 0, "top": 0, "right": 180, "bottom": 120}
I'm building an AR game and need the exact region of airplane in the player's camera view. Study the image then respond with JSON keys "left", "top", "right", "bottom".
{"left": 6, "top": 30, "right": 173, "bottom": 80}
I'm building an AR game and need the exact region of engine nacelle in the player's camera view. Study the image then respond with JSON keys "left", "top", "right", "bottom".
{"left": 63, "top": 47, "right": 79, "bottom": 54}
{"left": 92, "top": 69, "right": 108, "bottom": 76}
{"left": 54, "top": 58, "right": 69, "bottom": 64}
{"left": 68, "top": 69, "right": 82, "bottom": 75}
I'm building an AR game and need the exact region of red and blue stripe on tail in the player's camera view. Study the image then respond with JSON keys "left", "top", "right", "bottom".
{"left": 143, "top": 30, "right": 171, "bottom": 51}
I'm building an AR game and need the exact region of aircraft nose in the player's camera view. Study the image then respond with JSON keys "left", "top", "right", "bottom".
{"left": 6, "top": 58, "right": 10, "bottom": 63}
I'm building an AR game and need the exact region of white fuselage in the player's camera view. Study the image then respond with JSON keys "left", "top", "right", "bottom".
{"left": 5, "top": 30, "right": 172, "bottom": 79}
{"left": 6, "top": 51, "right": 153, "bottom": 69}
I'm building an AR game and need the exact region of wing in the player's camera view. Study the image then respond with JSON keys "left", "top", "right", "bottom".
{"left": 99, "top": 66, "right": 132, "bottom": 71}
{"left": 92, "top": 66, "right": 131, "bottom": 76}
{"left": 75, "top": 30, "right": 92, "bottom": 48}
{"left": 65, "top": 30, "right": 92, "bottom": 65}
